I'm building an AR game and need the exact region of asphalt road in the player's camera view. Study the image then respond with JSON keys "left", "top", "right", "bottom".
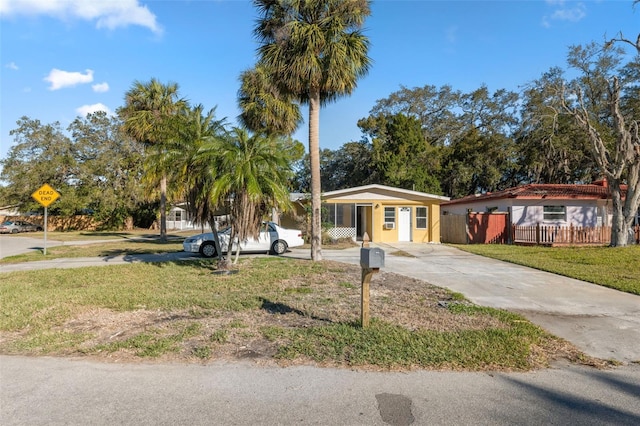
{"left": 1, "top": 356, "right": 639, "bottom": 426}
{"left": 0, "top": 235, "right": 63, "bottom": 258}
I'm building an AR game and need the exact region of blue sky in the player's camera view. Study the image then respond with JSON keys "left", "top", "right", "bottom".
{"left": 1, "top": 0, "right": 638, "bottom": 164}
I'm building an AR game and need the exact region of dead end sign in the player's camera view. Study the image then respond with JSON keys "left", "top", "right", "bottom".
{"left": 32, "top": 183, "right": 60, "bottom": 207}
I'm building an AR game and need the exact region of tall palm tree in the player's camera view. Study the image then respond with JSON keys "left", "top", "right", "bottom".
{"left": 209, "top": 127, "right": 293, "bottom": 264}
{"left": 253, "top": 0, "right": 372, "bottom": 260}
{"left": 238, "top": 64, "right": 302, "bottom": 136}
{"left": 118, "top": 78, "right": 187, "bottom": 241}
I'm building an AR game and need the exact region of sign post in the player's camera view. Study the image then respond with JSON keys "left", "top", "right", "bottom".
{"left": 31, "top": 183, "right": 60, "bottom": 255}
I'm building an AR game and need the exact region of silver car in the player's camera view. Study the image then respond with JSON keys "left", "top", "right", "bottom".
{"left": 183, "top": 222, "right": 304, "bottom": 258}
{"left": 0, "top": 220, "right": 44, "bottom": 234}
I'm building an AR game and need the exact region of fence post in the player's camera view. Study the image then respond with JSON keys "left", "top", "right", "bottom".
{"left": 536, "top": 223, "right": 540, "bottom": 244}
{"left": 507, "top": 208, "right": 512, "bottom": 244}
{"left": 570, "top": 223, "right": 574, "bottom": 244}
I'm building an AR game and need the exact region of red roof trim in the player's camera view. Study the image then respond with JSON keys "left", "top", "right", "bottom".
{"left": 443, "top": 183, "right": 628, "bottom": 206}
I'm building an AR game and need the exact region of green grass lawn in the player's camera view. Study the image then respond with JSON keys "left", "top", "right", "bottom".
{"left": 452, "top": 244, "right": 640, "bottom": 295}
{"left": 0, "top": 257, "right": 592, "bottom": 370}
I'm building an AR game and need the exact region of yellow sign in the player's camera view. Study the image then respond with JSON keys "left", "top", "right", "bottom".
{"left": 32, "top": 183, "right": 60, "bottom": 208}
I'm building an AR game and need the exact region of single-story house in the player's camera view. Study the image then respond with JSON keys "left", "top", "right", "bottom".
{"left": 440, "top": 180, "right": 639, "bottom": 244}
{"left": 320, "top": 184, "right": 450, "bottom": 243}
{"left": 441, "top": 180, "right": 621, "bottom": 227}
{"left": 166, "top": 204, "right": 198, "bottom": 230}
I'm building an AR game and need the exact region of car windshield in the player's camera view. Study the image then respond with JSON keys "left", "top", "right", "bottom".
{"left": 2, "top": 222, "right": 14, "bottom": 225}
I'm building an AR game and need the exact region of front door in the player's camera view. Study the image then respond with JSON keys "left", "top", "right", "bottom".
{"left": 398, "top": 207, "right": 411, "bottom": 242}
{"left": 356, "top": 205, "right": 372, "bottom": 241}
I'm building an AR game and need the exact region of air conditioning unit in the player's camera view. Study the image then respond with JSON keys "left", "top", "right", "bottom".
{"left": 383, "top": 222, "right": 395, "bottom": 230}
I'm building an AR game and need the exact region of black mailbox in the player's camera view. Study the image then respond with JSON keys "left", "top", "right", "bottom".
{"left": 360, "top": 247, "right": 385, "bottom": 269}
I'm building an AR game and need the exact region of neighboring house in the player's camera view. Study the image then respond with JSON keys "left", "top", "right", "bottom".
{"left": 167, "top": 204, "right": 198, "bottom": 230}
{"left": 441, "top": 180, "right": 617, "bottom": 227}
{"left": 168, "top": 203, "right": 230, "bottom": 231}
{"left": 321, "top": 184, "right": 450, "bottom": 243}
{"left": 276, "top": 193, "right": 308, "bottom": 230}
{"left": 440, "top": 180, "right": 639, "bottom": 245}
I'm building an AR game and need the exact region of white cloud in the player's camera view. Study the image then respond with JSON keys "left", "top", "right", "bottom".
{"left": 76, "top": 103, "right": 112, "bottom": 117}
{"left": 5, "top": 62, "right": 19, "bottom": 70}
{"left": 543, "top": 1, "right": 587, "bottom": 26}
{"left": 92, "top": 82, "right": 109, "bottom": 93}
{"left": 551, "top": 3, "right": 586, "bottom": 22}
{"left": 0, "top": 0, "right": 162, "bottom": 35}
{"left": 445, "top": 26, "right": 458, "bottom": 44}
{"left": 44, "top": 68, "right": 93, "bottom": 90}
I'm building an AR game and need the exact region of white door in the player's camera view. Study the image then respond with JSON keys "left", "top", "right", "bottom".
{"left": 398, "top": 207, "right": 411, "bottom": 242}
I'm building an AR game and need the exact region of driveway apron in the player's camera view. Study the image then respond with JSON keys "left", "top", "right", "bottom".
{"left": 286, "top": 243, "right": 640, "bottom": 364}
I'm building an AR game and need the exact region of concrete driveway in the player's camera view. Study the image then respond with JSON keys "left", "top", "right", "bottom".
{"left": 286, "top": 243, "right": 640, "bottom": 364}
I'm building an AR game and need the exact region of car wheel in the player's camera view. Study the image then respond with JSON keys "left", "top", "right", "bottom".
{"left": 36, "top": 227, "right": 43, "bottom": 231}
{"left": 271, "top": 240, "right": 288, "bottom": 255}
{"left": 199, "top": 241, "right": 217, "bottom": 258}
{"left": 11, "top": 229, "right": 18, "bottom": 234}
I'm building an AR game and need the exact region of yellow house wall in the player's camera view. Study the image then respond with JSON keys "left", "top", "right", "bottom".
{"left": 323, "top": 197, "right": 443, "bottom": 243}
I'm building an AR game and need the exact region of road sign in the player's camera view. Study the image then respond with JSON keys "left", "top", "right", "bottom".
{"left": 32, "top": 183, "right": 60, "bottom": 208}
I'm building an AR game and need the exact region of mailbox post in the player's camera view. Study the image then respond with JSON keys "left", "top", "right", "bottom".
{"left": 359, "top": 233, "right": 384, "bottom": 328}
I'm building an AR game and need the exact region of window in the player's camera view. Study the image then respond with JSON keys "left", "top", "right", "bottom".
{"left": 416, "top": 207, "right": 428, "bottom": 229}
{"left": 384, "top": 207, "right": 395, "bottom": 223}
{"left": 321, "top": 203, "right": 335, "bottom": 224}
{"left": 322, "top": 203, "right": 355, "bottom": 227}
{"left": 543, "top": 205, "right": 566, "bottom": 221}
{"left": 336, "top": 204, "right": 354, "bottom": 227}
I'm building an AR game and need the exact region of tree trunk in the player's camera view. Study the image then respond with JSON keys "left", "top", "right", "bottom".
{"left": 160, "top": 174, "right": 167, "bottom": 242}
{"left": 309, "top": 90, "right": 322, "bottom": 261}
{"left": 608, "top": 178, "right": 628, "bottom": 247}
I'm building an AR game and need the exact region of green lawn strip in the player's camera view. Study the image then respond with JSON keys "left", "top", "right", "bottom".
{"left": 0, "top": 257, "right": 573, "bottom": 369}
{"left": 263, "top": 308, "right": 547, "bottom": 370}
{"left": 452, "top": 245, "right": 640, "bottom": 295}
{"left": 0, "top": 240, "right": 185, "bottom": 264}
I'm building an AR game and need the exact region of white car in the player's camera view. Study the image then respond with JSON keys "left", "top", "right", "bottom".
{"left": 183, "top": 221, "right": 304, "bottom": 258}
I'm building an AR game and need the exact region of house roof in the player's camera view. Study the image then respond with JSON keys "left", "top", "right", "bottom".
{"left": 443, "top": 182, "right": 624, "bottom": 206}
{"left": 323, "top": 184, "right": 450, "bottom": 202}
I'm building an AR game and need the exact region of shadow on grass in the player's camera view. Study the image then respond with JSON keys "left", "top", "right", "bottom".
{"left": 259, "top": 297, "right": 333, "bottom": 323}
{"left": 78, "top": 231, "right": 185, "bottom": 242}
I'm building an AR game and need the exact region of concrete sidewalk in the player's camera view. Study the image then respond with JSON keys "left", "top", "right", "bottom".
{"left": 285, "top": 244, "right": 640, "bottom": 364}
{"left": 0, "top": 251, "right": 198, "bottom": 273}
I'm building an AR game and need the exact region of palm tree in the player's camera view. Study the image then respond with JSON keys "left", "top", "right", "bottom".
{"left": 148, "top": 104, "right": 229, "bottom": 260}
{"left": 209, "top": 127, "right": 293, "bottom": 264}
{"left": 118, "top": 78, "right": 187, "bottom": 241}
{"left": 238, "top": 64, "right": 303, "bottom": 136}
{"left": 253, "top": 0, "right": 372, "bottom": 260}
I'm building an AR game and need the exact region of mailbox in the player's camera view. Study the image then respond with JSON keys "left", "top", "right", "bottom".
{"left": 360, "top": 247, "right": 385, "bottom": 269}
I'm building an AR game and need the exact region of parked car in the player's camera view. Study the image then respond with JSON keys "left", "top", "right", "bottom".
{"left": 0, "top": 220, "right": 44, "bottom": 234}
{"left": 183, "top": 221, "right": 304, "bottom": 258}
